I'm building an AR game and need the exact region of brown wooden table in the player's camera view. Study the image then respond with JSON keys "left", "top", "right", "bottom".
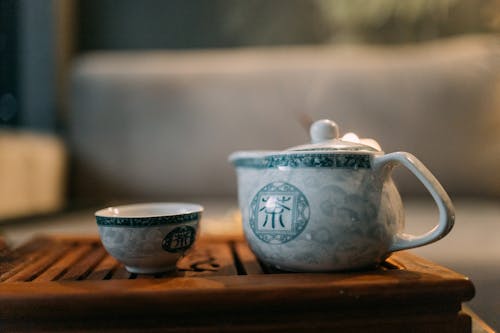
{"left": 0, "top": 235, "right": 481, "bottom": 332}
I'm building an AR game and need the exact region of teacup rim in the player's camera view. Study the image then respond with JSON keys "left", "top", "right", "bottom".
{"left": 95, "top": 202, "right": 204, "bottom": 219}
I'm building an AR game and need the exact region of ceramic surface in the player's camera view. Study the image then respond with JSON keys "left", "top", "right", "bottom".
{"left": 95, "top": 203, "right": 202, "bottom": 274}
{"left": 229, "top": 120, "right": 454, "bottom": 272}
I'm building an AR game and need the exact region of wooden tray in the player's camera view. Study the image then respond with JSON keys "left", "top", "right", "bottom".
{"left": 0, "top": 235, "right": 475, "bottom": 332}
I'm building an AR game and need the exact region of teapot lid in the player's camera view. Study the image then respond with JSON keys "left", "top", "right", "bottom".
{"left": 287, "top": 119, "right": 381, "bottom": 153}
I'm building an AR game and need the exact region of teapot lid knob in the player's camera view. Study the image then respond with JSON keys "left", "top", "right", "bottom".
{"left": 310, "top": 119, "right": 339, "bottom": 143}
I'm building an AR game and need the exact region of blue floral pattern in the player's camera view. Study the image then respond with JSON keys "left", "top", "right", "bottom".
{"left": 96, "top": 212, "right": 201, "bottom": 227}
{"left": 233, "top": 153, "right": 371, "bottom": 169}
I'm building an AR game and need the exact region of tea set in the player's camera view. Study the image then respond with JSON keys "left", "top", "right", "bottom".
{"left": 96, "top": 119, "right": 454, "bottom": 273}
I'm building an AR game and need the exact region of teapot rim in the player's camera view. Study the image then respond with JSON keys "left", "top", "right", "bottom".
{"left": 229, "top": 150, "right": 383, "bottom": 170}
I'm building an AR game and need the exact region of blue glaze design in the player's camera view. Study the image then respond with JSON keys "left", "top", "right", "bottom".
{"left": 233, "top": 153, "right": 371, "bottom": 169}
{"left": 162, "top": 225, "right": 196, "bottom": 253}
{"left": 96, "top": 212, "right": 200, "bottom": 227}
{"left": 249, "top": 182, "right": 310, "bottom": 244}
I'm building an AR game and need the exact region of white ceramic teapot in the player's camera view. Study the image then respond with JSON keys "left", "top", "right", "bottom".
{"left": 229, "top": 119, "right": 454, "bottom": 272}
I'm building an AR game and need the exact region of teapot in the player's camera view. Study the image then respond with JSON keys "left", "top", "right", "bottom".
{"left": 229, "top": 119, "right": 454, "bottom": 272}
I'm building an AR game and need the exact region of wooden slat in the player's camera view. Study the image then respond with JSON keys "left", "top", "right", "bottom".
{"left": 135, "top": 274, "right": 156, "bottom": 279}
{"left": 0, "top": 273, "right": 473, "bottom": 323}
{"left": 463, "top": 305, "right": 496, "bottom": 333}
{"left": 176, "top": 246, "right": 217, "bottom": 274}
{"left": 0, "top": 237, "right": 58, "bottom": 281}
{"left": 4, "top": 242, "right": 71, "bottom": 282}
{"left": 111, "top": 266, "right": 132, "bottom": 279}
{"left": 0, "top": 238, "right": 13, "bottom": 277}
{"left": 47, "top": 235, "right": 99, "bottom": 244}
{"left": 12, "top": 236, "right": 58, "bottom": 255}
{"left": 0, "top": 237, "right": 7, "bottom": 249}
{"left": 200, "top": 242, "right": 237, "bottom": 276}
{"left": 178, "top": 242, "right": 237, "bottom": 277}
{"left": 233, "top": 242, "right": 264, "bottom": 275}
{"left": 33, "top": 244, "right": 93, "bottom": 282}
{"left": 0, "top": 272, "right": 475, "bottom": 302}
{"left": 0, "top": 309, "right": 473, "bottom": 332}
{"left": 59, "top": 246, "right": 107, "bottom": 281}
{"left": 86, "top": 254, "right": 119, "bottom": 281}
{"left": 386, "top": 252, "right": 469, "bottom": 280}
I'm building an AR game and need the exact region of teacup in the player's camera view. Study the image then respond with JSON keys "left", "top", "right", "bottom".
{"left": 95, "top": 202, "right": 203, "bottom": 274}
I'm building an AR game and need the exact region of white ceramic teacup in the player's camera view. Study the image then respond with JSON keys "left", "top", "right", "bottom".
{"left": 95, "top": 202, "right": 203, "bottom": 274}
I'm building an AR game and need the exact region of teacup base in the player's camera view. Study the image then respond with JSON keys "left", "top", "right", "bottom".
{"left": 125, "top": 265, "right": 177, "bottom": 274}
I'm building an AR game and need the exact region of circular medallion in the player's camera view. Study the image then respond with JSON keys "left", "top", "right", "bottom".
{"left": 162, "top": 226, "right": 196, "bottom": 253}
{"left": 249, "top": 182, "right": 310, "bottom": 244}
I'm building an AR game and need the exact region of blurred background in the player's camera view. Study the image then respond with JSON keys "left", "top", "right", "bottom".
{"left": 1, "top": 0, "right": 499, "bottom": 329}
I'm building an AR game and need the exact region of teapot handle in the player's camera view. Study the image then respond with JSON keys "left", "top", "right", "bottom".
{"left": 373, "top": 152, "right": 455, "bottom": 252}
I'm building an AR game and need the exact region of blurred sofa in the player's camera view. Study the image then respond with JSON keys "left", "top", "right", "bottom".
{"left": 70, "top": 35, "right": 500, "bottom": 203}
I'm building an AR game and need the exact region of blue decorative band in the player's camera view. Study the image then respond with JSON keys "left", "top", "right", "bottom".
{"left": 233, "top": 153, "right": 371, "bottom": 169}
{"left": 96, "top": 212, "right": 201, "bottom": 227}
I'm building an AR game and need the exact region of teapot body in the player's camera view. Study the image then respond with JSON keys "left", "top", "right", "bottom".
{"left": 233, "top": 152, "right": 403, "bottom": 271}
